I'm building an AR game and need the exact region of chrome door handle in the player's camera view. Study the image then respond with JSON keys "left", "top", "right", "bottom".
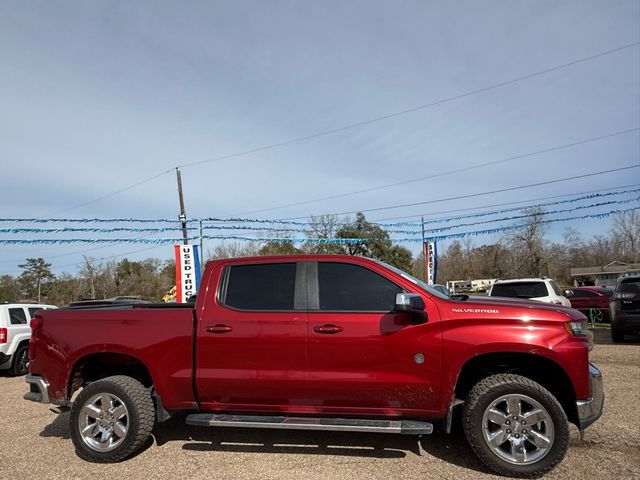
{"left": 313, "top": 324, "right": 343, "bottom": 334}
{"left": 206, "top": 324, "right": 233, "bottom": 334}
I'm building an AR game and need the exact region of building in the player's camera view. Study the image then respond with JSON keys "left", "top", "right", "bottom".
{"left": 570, "top": 261, "right": 640, "bottom": 287}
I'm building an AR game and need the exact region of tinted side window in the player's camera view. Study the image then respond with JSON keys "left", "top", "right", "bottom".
{"left": 574, "top": 290, "right": 597, "bottom": 298}
{"left": 9, "top": 308, "right": 28, "bottom": 325}
{"left": 223, "top": 263, "right": 297, "bottom": 310}
{"left": 491, "top": 282, "right": 548, "bottom": 298}
{"left": 550, "top": 281, "right": 563, "bottom": 296}
{"left": 28, "top": 307, "right": 44, "bottom": 319}
{"left": 318, "top": 262, "right": 403, "bottom": 311}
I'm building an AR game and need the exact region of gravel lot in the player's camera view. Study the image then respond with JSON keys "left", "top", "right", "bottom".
{"left": 2, "top": 330, "right": 639, "bottom": 480}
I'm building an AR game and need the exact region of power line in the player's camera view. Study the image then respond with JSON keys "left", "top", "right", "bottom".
{"left": 179, "top": 42, "right": 639, "bottom": 171}
{"left": 43, "top": 171, "right": 171, "bottom": 217}
{"left": 370, "top": 183, "right": 640, "bottom": 223}
{"left": 230, "top": 127, "right": 640, "bottom": 216}
{"left": 201, "top": 207, "right": 639, "bottom": 244}
{"left": 43, "top": 41, "right": 639, "bottom": 215}
{"left": 287, "top": 164, "right": 640, "bottom": 218}
{"left": 371, "top": 184, "right": 640, "bottom": 223}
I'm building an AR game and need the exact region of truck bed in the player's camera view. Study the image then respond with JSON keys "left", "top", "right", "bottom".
{"left": 29, "top": 305, "right": 196, "bottom": 409}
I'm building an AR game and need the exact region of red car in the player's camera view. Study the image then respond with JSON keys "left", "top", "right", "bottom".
{"left": 566, "top": 286, "right": 613, "bottom": 322}
{"left": 24, "top": 255, "right": 603, "bottom": 478}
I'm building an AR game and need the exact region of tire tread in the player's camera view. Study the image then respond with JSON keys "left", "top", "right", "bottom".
{"left": 70, "top": 375, "right": 155, "bottom": 463}
{"left": 463, "top": 373, "right": 569, "bottom": 478}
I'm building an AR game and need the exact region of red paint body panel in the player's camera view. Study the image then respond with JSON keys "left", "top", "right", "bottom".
{"left": 29, "top": 308, "right": 195, "bottom": 408}
{"left": 29, "top": 254, "right": 594, "bottom": 419}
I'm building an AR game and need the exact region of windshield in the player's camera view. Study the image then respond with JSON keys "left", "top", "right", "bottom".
{"left": 373, "top": 259, "right": 450, "bottom": 300}
{"left": 491, "top": 281, "right": 547, "bottom": 298}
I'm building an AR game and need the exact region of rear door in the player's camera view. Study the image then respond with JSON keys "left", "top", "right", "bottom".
{"left": 196, "top": 261, "right": 308, "bottom": 410}
{"left": 307, "top": 261, "right": 442, "bottom": 415}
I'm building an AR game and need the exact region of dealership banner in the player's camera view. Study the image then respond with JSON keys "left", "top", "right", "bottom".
{"left": 174, "top": 244, "right": 201, "bottom": 303}
{"left": 424, "top": 241, "right": 437, "bottom": 285}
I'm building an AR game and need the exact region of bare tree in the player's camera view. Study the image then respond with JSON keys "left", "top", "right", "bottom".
{"left": 303, "top": 214, "right": 344, "bottom": 254}
{"left": 611, "top": 210, "right": 640, "bottom": 263}
{"left": 504, "top": 208, "right": 548, "bottom": 277}
{"left": 207, "top": 241, "right": 260, "bottom": 260}
{"left": 80, "top": 256, "right": 97, "bottom": 299}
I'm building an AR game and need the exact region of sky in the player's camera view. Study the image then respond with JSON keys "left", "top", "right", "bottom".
{"left": 0, "top": 0, "right": 639, "bottom": 276}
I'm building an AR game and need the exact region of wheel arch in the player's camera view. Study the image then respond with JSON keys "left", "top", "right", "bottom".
{"left": 67, "top": 352, "right": 155, "bottom": 399}
{"left": 453, "top": 352, "right": 579, "bottom": 426}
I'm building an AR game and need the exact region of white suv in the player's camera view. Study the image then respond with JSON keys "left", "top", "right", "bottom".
{"left": 488, "top": 278, "right": 571, "bottom": 307}
{"left": 0, "top": 303, "right": 56, "bottom": 376}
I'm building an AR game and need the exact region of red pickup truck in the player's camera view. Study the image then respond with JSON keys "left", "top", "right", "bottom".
{"left": 24, "top": 255, "right": 603, "bottom": 478}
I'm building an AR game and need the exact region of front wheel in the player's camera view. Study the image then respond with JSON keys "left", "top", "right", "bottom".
{"left": 463, "top": 374, "right": 569, "bottom": 478}
{"left": 69, "top": 375, "right": 155, "bottom": 462}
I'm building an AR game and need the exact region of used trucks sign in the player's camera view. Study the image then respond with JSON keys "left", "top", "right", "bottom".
{"left": 174, "top": 244, "right": 202, "bottom": 303}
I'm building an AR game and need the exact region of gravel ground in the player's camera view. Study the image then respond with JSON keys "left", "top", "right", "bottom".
{"left": 2, "top": 330, "right": 639, "bottom": 480}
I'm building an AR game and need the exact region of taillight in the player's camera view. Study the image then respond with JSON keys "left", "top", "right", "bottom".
{"left": 0, "top": 328, "right": 7, "bottom": 344}
{"left": 30, "top": 317, "right": 42, "bottom": 330}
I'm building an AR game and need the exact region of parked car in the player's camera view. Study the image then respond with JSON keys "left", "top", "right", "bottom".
{"left": 488, "top": 278, "right": 571, "bottom": 307}
{"left": 565, "top": 287, "right": 613, "bottom": 323}
{"left": 609, "top": 275, "right": 640, "bottom": 342}
{"left": 25, "top": 255, "right": 602, "bottom": 477}
{"left": 431, "top": 284, "right": 451, "bottom": 296}
{"left": 0, "top": 303, "right": 56, "bottom": 376}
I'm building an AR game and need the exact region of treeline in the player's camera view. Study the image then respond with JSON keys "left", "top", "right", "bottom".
{"left": 434, "top": 209, "right": 639, "bottom": 285}
{"left": 1, "top": 210, "right": 638, "bottom": 305}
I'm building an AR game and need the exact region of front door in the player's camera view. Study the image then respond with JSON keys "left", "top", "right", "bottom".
{"left": 307, "top": 261, "right": 442, "bottom": 415}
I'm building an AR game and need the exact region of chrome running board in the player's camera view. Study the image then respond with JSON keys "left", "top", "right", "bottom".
{"left": 185, "top": 414, "right": 433, "bottom": 434}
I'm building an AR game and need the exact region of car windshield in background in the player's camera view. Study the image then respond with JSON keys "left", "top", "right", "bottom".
{"left": 373, "top": 259, "right": 449, "bottom": 300}
{"left": 492, "top": 282, "right": 547, "bottom": 298}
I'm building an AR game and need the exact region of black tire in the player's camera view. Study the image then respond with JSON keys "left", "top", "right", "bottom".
{"left": 463, "top": 374, "right": 569, "bottom": 478}
{"left": 611, "top": 326, "right": 625, "bottom": 343}
{"left": 69, "top": 375, "right": 155, "bottom": 462}
{"left": 8, "top": 344, "right": 29, "bottom": 376}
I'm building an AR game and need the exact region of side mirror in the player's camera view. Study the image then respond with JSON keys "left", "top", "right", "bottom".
{"left": 394, "top": 293, "right": 427, "bottom": 324}
{"left": 564, "top": 290, "right": 574, "bottom": 298}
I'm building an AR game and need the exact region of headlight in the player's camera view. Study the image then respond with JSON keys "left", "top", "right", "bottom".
{"left": 565, "top": 321, "right": 594, "bottom": 350}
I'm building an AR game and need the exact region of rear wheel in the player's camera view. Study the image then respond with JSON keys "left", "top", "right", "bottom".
{"left": 464, "top": 374, "right": 569, "bottom": 478}
{"left": 69, "top": 375, "right": 155, "bottom": 462}
{"left": 8, "top": 345, "right": 29, "bottom": 376}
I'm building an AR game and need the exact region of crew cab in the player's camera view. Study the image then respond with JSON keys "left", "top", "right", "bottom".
{"left": 24, "top": 255, "right": 603, "bottom": 478}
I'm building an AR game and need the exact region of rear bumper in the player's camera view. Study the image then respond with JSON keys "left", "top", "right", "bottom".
{"left": 24, "top": 374, "right": 50, "bottom": 404}
{"left": 575, "top": 364, "right": 604, "bottom": 430}
{"left": 0, "top": 352, "right": 11, "bottom": 368}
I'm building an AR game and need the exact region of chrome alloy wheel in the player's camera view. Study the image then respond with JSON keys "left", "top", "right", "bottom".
{"left": 16, "top": 348, "right": 29, "bottom": 374}
{"left": 481, "top": 393, "right": 555, "bottom": 465}
{"left": 78, "top": 393, "right": 129, "bottom": 452}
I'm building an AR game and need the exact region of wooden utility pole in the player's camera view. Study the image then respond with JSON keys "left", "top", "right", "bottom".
{"left": 176, "top": 168, "right": 189, "bottom": 245}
